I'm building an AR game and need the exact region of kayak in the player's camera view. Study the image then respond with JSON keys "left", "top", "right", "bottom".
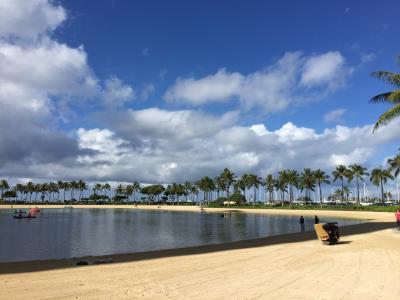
{"left": 13, "top": 215, "right": 36, "bottom": 219}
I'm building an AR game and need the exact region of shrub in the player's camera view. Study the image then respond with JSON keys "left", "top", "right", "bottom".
{"left": 228, "top": 192, "right": 246, "bottom": 205}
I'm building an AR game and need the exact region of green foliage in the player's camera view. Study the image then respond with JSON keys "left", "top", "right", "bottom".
{"left": 228, "top": 192, "right": 246, "bottom": 205}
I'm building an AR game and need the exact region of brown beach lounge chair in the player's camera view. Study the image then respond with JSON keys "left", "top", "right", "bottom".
{"left": 314, "top": 223, "right": 340, "bottom": 245}
{"left": 314, "top": 224, "right": 330, "bottom": 244}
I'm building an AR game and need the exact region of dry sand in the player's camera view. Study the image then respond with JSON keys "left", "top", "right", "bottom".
{"left": 0, "top": 205, "right": 399, "bottom": 299}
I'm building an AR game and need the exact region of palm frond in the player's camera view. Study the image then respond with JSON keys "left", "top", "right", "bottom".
{"left": 371, "top": 71, "right": 400, "bottom": 87}
{"left": 373, "top": 104, "right": 400, "bottom": 131}
{"left": 388, "top": 90, "right": 400, "bottom": 101}
{"left": 370, "top": 91, "right": 400, "bottom": 103}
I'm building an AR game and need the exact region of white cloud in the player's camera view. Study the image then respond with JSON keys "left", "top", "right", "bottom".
{"left": 250, "top": 124, "right": 268, "bottom": 136}
{"left": 140, "top": 83, "right": 155, "bottom": 101}
{"left": 0, "top": 41, "right": 98, "bottom": 100}
{"left": 165, "top": 68, "right": 243, "bottom": 105}
{"left": 361, "top": 52, "right": 376, "bottom": 63}
{"left": 62, "top": 109, "right": 400, "bottom": 183}
{"left": 0, "top": 0, "right": 66, "bottom": 40}
{"left": 164, "top": 51, "right": 351, "bottom": 113}
{"left": 300, "top": 51, "right": 349, "bottom": 88}
{"left": 0, "top": 0, "right": 132, "bottom": 179}
{"left": 323, "top": 108, "right": 346, "bottom": 124}
{"left": 2, "top": 101, "right": 400, "bottom": 183}
{"left": 102, "top": 77, "right": 134, "bottom": 107}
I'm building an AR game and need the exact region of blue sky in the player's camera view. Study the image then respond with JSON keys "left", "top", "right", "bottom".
{"left": 58, "top": 0, "right": 398, "bottom": 128}
{"left": 0, "top": 0, "right": 399, "bottom": 184}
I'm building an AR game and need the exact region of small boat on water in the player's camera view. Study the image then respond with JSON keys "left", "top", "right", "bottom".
{"left": 13, "top": 214, "right": 37, "bottom": 219}
{"left": 13, "top": 207, "right": 40, "bottom": 219}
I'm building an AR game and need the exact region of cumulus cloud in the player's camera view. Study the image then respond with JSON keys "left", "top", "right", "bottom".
{"left": 2, "top": 100, "right": 400, "bottom": 183}
{"left": 323, "top": 108, "right": 346, "bottom": 124}
{"left": 0, "top": 0, "right": 66, "bottom": 40}
{"left": 164, "top": 51, "right": 351, "bottom": 113}
{"left": 63, "top": 110, "right": 400, "bottom": 183}
{"left": 0, "top": 0, "right": 131, "bottom": 180}
{"left": 102, "top": 77, "right": 134, "bottom": 107}
{"left": 300, "top": 51, "right": 349, "bottom": 89}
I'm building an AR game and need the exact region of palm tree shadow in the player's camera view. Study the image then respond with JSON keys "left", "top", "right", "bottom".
{"left": 0, "top": 220, "right": 394, "bottom": 274}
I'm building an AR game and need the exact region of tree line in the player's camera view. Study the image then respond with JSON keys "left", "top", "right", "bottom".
{"left": 1, "top": 151, "right": 400, "bottom": 205}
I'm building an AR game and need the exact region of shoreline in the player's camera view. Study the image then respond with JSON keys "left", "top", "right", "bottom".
{"left": 1, "top": 206, "right": 398, "bottom": 299}
{"left": 0, "top": 203, "right": 393, "bottom": 221}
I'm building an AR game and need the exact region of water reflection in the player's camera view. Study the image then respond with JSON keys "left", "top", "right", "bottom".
{"left": 0, "top": 208, "right": 362, "bottom": 262}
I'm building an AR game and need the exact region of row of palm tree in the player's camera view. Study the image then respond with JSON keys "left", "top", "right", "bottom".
{"left": 1, "top": 156, "right": 399, "bottom": 205}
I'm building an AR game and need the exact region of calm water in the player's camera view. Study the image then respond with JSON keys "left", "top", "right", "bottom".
{"left": 0, "top": 208, "right": 362, "bottom": 262}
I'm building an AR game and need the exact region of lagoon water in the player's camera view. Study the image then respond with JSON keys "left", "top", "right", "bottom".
{"left": 0, "top": 208, "right": 362, "bottom": 262}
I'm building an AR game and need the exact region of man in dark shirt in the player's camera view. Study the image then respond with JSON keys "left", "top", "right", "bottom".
{"left": 299, "top": 216, "right": 305, "bottom": 232}
{"left": 314, "top": 215, "right": 320, "bottom": 224}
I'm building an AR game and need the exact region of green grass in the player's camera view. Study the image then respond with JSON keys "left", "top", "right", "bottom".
{"left": 207, "top": 203, "right": 400, "bottom": 213}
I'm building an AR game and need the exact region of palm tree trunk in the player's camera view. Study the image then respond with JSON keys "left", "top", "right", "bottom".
{"left": 319, "top": 182, "right": 323, "bottom": 208}
{"left": 380, "top": 178, "right": 384, "bottom": 203}
{"left": 341, "top": 178, "right": 344, "bottom": 204}
{"left": 356, "top": 177, "right": 360, "bottom": 205}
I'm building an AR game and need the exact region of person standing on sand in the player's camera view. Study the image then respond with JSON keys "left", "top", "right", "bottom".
{"left": 395, "top": 209, "right": 400, "bottom": 229}
{"left": 299, "top": 216, "right": 305, "bottom": 232}
{"left": 314, "top": 215, "right": 319, "bottom": 224}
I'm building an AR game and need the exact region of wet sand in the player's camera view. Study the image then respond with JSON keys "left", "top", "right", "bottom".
{"left": 0, "top": 205, "right": 399, "bottom": 299}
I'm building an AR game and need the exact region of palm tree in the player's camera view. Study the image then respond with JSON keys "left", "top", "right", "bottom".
{"left": 347, "top": 164, "right": 369, "bottom": 204}
{"left": 370, "top": 56, "right": 400, "bottom": 131}
{"left": 370, "top": 167, "right": 394, "bottom": 203}
{"left": 0, "top": 179, "right": 10, "bottom": 200}
{"left": 103, "top": 183, "right": 111, "bottom": 200}
{"left": 183, "top": 181, "right": 192, "bottom": 202}
{"left": 70, "top": 180, "right": 78, "bottom": 201}
{"left": 49, "top": 182, "right": 59, "bottom": 202}
{"left": 191, "top": 185, "right": 199, "bottom": 202}
{"left": 131, "top": 181, "right": 141, "bottom": 203}
{"left": 80, "top": 180, "right": 88, "bottom": 202}
{"left": 25, "top": 182, "right": 35, "bottom": 203}
{"left": 62, "top": 182, "right": 70, "bottom": 202}
{"left": 15, "top": 183, "right": 24, "bottom": 201}
{"left": 214, "top": 176, "right": 226, "bottom": 199}
{"left": 93, "top": 183, "right": 103, "bottom": 198}
{"left": 299, "top": 168, "right": 316, "bottom": 204}
{"left": 237, "top": 173, "right": 250, "bottom": 200}
{"left": 313, "top": 169, "right": 330, "bottom": 207}
{"left": 387, "top": 149, "right": 400, "bottom": 177}
{"left": 332, "top": 165, "right": 349, "bottom": 203}
{"left": 264, "top": 174, "right": 275, "bottom": 204}
{"left": 220, "top": 168, "right": 236, "bottom": 199}
{"left": 275, "top": 175, "right": 288, "bottom": 206}
{"left": 248, "top": 174, "right": 261, "bottom": 204}
{"left": 39, "top": 182, "right": 49, "bottom": 202}
{"left": 285, "top": 170, "right": 299, "bottom": 205}
{"left": 125, "top": 184, "right": 134, "bottom": 203}
{"left": 197, "top": 176, "right": 215, "bottom": 204}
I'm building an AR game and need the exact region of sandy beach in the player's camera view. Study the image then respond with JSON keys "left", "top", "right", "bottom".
{"left": 0, "top": 205, "right": 399, "bottom": 299}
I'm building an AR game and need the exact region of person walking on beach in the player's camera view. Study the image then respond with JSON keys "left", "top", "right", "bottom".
{"left": 314, "top": 215, "right": 319, "bottom": 224}
{"left": 299, "top": 216, "right": 305, "bottom": 232}
{"left": 395, "top": 209, "right": 400, "bottom": 229}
